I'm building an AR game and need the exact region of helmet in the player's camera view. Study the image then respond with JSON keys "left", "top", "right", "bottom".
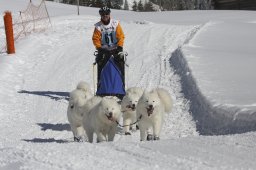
{"left": 99, "top": 6, "right": 111, "bottom": 16}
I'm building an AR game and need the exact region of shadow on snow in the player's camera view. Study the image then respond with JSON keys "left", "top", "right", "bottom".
{"left": 18, "top": 91, "right": 72, "bottom": 143}
{"left": 23, "top": 138, "right": 70, "bottom": 143}
{"left": 37, "top": 123, "right": 71, "bottom": 131}
{"left": 23, "top": 124, "right": 72, "bottom": 143}
{"left": 18, "top": 90, "right": 69, "bottom": 101}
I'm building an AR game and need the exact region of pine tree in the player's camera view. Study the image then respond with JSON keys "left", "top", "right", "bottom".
{"left": 144, "top": 2, "right": 154, "bottom": 11}
{"left": 119, "top": 0, "right": 124, "bottom": 6}
{"left": 82, "top": 0, "right": 93, "bottom": 6}
{"left": 112, "top": 0, "right": 122, "bottom": 9}
{"left": 132, "top": 0, "right": 137, "bottom": 11}
{"left": 124, "top": 0, "right": 129, "bottom": 10}
{"left": 105, "top": 0, "right": 112, "bottom": 8}
{"left": 94, "top": 0, "right": 103, "bottom": 7}
{"left": 137, "top": 0, "right": 144, "bottom": 11}
{"left": 113, "top": 3, "right": 122, "bottom": 9}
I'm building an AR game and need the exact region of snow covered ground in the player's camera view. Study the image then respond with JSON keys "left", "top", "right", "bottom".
{"left": 0, "top": 0, "right": 256, "bottom": 169}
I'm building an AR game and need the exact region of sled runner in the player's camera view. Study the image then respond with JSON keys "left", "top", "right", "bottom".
{"left": 93, "top": 49, "right": 127, "bottom": 100}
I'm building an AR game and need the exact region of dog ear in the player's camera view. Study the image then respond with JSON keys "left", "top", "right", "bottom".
{"left": 138, "top": 90, "right": 148, "bottom": 105}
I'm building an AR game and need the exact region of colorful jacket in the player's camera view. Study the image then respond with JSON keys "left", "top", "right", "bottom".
{"left": 92, "top": 19, "right": 125, "bottom": 50}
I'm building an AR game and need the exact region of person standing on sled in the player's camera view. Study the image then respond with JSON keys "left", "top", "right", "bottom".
{"left": 92, "top": 6, "right": 126, "bottom": 99}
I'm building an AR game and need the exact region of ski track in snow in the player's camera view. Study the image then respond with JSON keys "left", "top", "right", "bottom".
{"left": 125, "top": 22, "right": 199, "bottom": 138}
{"left": 0, "top": 15, "right": 201, "bottom": 169}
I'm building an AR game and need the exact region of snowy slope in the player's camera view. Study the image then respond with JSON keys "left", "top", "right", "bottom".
{"left": 0, "top": 0, "right": 256, "bottom": 169}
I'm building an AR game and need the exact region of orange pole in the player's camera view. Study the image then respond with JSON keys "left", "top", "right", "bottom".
{"left": 4, "top": 11, "right": 15, "bottom": 54}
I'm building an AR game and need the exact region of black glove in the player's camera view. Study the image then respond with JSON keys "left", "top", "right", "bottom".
{"left": 117, "top": 46, "right": 123, "bottom": 54}
{"left": 97, "top": 48, "right": 103, "bottom": 54}
{"left": 95, "top": 54, "right": 102, "bottom": 63}
{"left": 97, "top": 48, "right": 109, "bottom": 55}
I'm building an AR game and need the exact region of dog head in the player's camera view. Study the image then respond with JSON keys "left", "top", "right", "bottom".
{"left": 99, "top": 97, "right": 121, "bottom": 123}
{"left": 68, "top": 89, "right": 88, "bottom": 117}
{"left": 121, "top": 87, "right": 144, "bottom": 111}
{"left": 138, "top": 90, "right": 161, "bottom": 117}
{"left": 121, "top": 92, "right": 141, "bottom": 111}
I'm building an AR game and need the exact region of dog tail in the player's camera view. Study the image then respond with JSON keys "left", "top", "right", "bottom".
{"left": 155, "top": 88, "right": 173, "bottom": 113}
{"left": 76, "top": 81, "right": 91, "bottom": 93}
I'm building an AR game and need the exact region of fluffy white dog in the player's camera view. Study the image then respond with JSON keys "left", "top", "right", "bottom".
{"left": 121, "top": 87, "right": 144, "bottom": 135}
{"left": 67, "top": 81, "right": 93, "bottom": 142}
{"left": 82, "top": 96, "right": 121, "bottom": 143}
{"left": 136, "top": 88, "right": 173, "bottom": 141}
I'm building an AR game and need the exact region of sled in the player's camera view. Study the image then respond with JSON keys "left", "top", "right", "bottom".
{"left": 93, "top": 51, "right": 127, "bottom": 100}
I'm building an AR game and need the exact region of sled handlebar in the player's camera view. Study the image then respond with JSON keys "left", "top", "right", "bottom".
{"left": 93, "top": 50, "right": 128, "bottom": 66}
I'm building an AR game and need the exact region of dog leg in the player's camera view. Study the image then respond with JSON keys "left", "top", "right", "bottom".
{"left": 96, "top": 131, "right": 106, "bottom": 142}
{"left": 147, "top": 134, "right": 154, "bottom": 141}
{"left": 73, "top": 126, "right": 85, "bottom": 142}
{"left": 154, "top": 136, "right": 160, "bottom": 140}
{"left": 74, "top": 136, "right": 82, "bottom": 142}
{"left": 70, "top": 125, "right": 76, "bottom": 137}
{"left": 131, "top": 114, "right": 137, "bottom": 132}
{"left": 139, "top": 125, "right": 147, "bottom": 141}
{"left": 131, "top": 124, "right": 136, "bottom": 132}
{"left": 85, "top": 129, "right": 94, "bottom": 143}
{"left": 153, "top": 118, "right": 162, "bottom": 140}
{"left": 70, "top": 125, "right": 81, "bottom": 142}
{"left": 77, "top": 126, "right": 84, "bottom": 135}
{"left": 108, "top": 127, "right": 117, "bottom": 141}
{"left": 77, "top": 126, "right": 87, "bottom": 142}
{"left": 123, "top": 117, "right": 132, "bottom": 134}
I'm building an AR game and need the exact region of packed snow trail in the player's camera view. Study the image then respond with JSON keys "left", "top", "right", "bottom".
{"left": 0, "top": 9, "right": 256, "bottom": 169}
{"left": 0, "top": 15, "right": 199, "bottom": 169}
{"left": 121, "top": 21, "right": 199, "bottom": 138}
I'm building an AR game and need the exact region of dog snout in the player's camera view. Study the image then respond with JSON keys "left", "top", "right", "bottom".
{"left": 149, "top": 104, "right": 153, "bottom": 109}
{"left": 108, "top": 112, "right": 113, "bottom": 118}
{"left": 70, "top": 104, "right": 74, "bottom": 109}
{"left": 131, "top": 104, "right": 136, "bottom": 110}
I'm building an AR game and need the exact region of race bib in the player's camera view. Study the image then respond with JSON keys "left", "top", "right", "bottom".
{"left": 96, "top": 19, "right": 119, "bottom": 48}
{"left": 102, "top": 31, "right": 117, "bottom": 47}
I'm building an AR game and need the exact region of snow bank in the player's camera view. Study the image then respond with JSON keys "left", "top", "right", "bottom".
{"left": 170, "top": 48, "right": 256, "bottom": 135}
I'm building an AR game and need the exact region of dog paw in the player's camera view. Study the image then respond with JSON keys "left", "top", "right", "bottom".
{"left": 131, "top": 129, "right": 137, "bottom": 132}
{"left": 147, "top": 134, "right": 154, "bottom": 141}
{"left": 97, "top": 140, "right": 106, "bottom": 143}
{"left": 154, "top": 136, "right": 160, "bottom": 140}
{"left": 74, "top": 136, "right": 83, "bottom": 142}
{"left": 125, "top": 132, "right": 131, "bottom": 135}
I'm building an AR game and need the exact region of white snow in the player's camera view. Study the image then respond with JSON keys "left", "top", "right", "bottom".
{"left": 0, "top": 0, "right": 256, "bottom": 169}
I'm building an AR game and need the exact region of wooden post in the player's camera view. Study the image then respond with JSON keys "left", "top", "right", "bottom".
{"left": 4, "top": 11, "right": 15, "bottom": 54}
{"left": 77, "top": 0, "right": 80, "bottom": 15}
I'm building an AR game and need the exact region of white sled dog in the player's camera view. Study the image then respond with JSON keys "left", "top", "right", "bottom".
{"left": 121, "top": 87, "right": 144, "bottom": 135}
{"left": 82, "top": 96, "right": 121, "bottom": 143}
{"left": 67, "top": 81, "right": 93, "bottom": 142}
{"left": 136, "top": 88, "right": 173, "bottom": 141}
